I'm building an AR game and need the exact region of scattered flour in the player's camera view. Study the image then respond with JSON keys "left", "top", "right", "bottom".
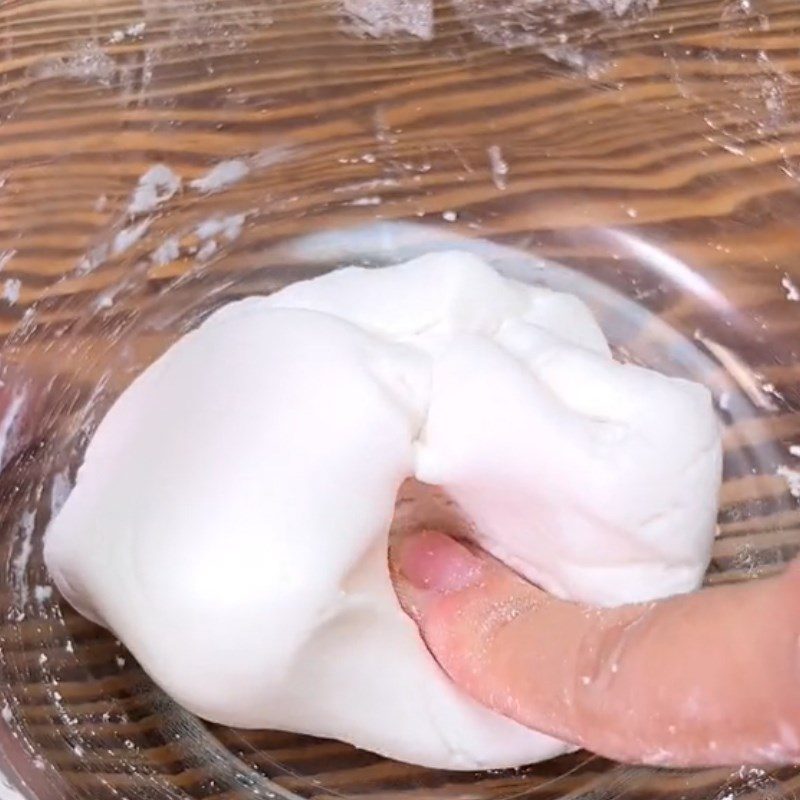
{"left": 339, "top": 0, "right": 434, "bottom": 40}
{"left": 250, "top": 146, "right": 291, "bottom": 169}
{"left": 0, "top": 250, "right": 16, "bottom": 271}
{"left": 190, "top": 159, "right": 250, "bottom": 194}
{"left": 108, "top": 21, "right": 146, "bottom": 44}
{"left": 11, "top": 509, "right": 37, "bottom": 610}
{"left": 179, "top": 147, "right": 287, "bottom": 199}
{"left": 128, "top": 165, "right": 182, "bottom": 215}
{"left": 487, "top": 145, "right": 509, "bottom": 190}
{"left": 0, "top": 392, "right": 26, "bottom": 466}
{"left": 2, "top": 279, "right": 21, "bottom": 305}
{"left": 30, "top": 41, "right": 118, "bottom": 87}
{"left": 34, "top": 585, "right": 53, "bottom": 604}
{"left": 75, "top": 244, "right": 109, "bottom": 276}
{"left": 151, "top": 237, "right": 181, "bottom": 267}
{"left": 335, "top": 178, "right": 399, "bottom": 195}
{"left": 777, "top": 465, "right": 800, "bottom": 499}
{"left": 50, "top": 470, "right": 72, "bottom": 518}
{"left": 451, "top": 0, "right": 656, "bottom": 54}
{"left": 196, "top": 214, "right": 247, "bottom": 242}
{"left": 781, "top": 274, "right": 800, "bottom": 301}
{"left": 761, "top": 381, "right": 785, "bottom": 404}
{"left": 586, "top": 0, "right": 658, "bottom": 14}
{"left": 346, "top": 196, "right": 382, "bottom": 206}
{"left": 113, "top": 219, "right": 151, "bottom": 255}
{"left": 196, "top": 240, "right": 218, "bottom": 261}
{"left": 189, "top": 213, "right": 248, "bottom": 263}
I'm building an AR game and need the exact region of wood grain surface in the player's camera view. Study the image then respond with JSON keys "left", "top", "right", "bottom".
{"left": 0, "top": 1, "right": 799, "bottom": 800}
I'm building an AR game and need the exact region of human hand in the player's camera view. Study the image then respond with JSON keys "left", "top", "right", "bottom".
{"left": 392, "top": 529, "right": 800, "bottom": 768}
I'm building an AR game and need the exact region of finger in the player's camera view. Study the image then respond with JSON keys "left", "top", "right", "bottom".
{"left": 392, "top": 529, "right": 800, "bottom": 768}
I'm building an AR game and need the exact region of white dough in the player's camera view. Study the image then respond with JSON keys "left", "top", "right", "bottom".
{"left": 45, "top": 251, "right": 722, "bottom": 770}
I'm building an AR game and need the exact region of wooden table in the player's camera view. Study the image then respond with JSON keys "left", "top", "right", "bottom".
{"left": 0, "top": 2, "right": 799, "bottom": 800}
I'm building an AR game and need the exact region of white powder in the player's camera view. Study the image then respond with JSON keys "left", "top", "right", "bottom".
{"left": 2, "top": 279, "right": 21, "bottom": 305}
{"left": 190, "top": 160, "right": 250, "bottom": 194}
{"left": 777, "top": 465, "right": 800, "bottom": 499}
{"left": 487, "top": 145, "right": 509, "bottom": 190}
{"left": 195, "top": 214, "right": 246, "bottom": 242}
{"left": 113, "top": 219, "right": 151, "bottom": 255}
{"left": 30, "top": 41, "right": 117, "bottom": 87}
{"left": 585, "top": 0, "right": 659, "bottom": 14}
{"left": 781, "top": 274, "right": 800, "bottom": 301}
{"left": 340, "top": 0, "right": 434, "bottom": 40}
{"left": 0, "top": 250, "right": 16, "bottom": 271}
{"left": 250, "top": 146, "right": 291, "bottom": 169}
{"left": 75, "top": 244, "right": 109, "bottom": 276}
{"left": 346, "top": 196, "right": 382, "bottom": 206}
{"left": 761, "top": 381, "right": 785, "bottom": 403}
{"left": 128, "top": 165, "right": 181, "bottom": 215}
{"left": 94, "top": 295, "right": 114, "bottom": 311}
{"left": 50, "top": 470, "right": 72, "bottom": 518}
{"left": 0, "top": 392, "right": 25, "bottom": 466}
{"left": 109, "top": 21, "right": 146, "bottom": 43}
{"left": 34, "top": 585, "right": 53, "bottom": 604}
{"left": 196, "top": 240, "right": 218, "bottom": 261}
{"left": 151, "top": 237, "right": 181, "bottom": 267}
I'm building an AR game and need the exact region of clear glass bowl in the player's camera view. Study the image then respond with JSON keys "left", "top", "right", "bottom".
{"left": 1, "top": 1, "right": 799, "bottom": 799}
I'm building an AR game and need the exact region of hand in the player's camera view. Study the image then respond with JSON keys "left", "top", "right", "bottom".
{"left": 392, "top": 529, "right": 800, "bottom": 768}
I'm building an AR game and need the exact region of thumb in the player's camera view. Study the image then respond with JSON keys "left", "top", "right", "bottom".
{"left": 391, "top": 529, "right": 800, "bottom": 768}
{"left": 392, "top": 530, "right": 585, "bottom": 742}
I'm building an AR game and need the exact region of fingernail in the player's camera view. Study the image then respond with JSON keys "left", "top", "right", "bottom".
{"left": 397, "top": 530, "right": 484, "bottom": 594}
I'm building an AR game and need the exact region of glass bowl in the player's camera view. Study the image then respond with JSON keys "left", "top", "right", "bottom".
{"left": 1, "top": 1, "right": 799, "bottom": 799}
